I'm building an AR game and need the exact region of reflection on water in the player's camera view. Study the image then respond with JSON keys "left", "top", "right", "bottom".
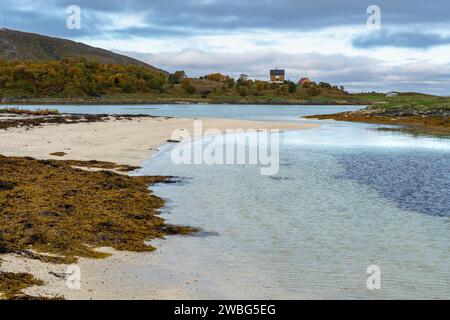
{"left": 376, "top": 126, "right": 450, "bottom": 139}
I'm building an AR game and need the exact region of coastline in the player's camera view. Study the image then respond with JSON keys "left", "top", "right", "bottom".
{"left": 0, "top": 98, "right": 367, "bottom": 106}
{"left": 0, "top": 115, "right": 318, "bottom": 299}
{"left": 305, "top": 108, "right": 450, "bottom": 136}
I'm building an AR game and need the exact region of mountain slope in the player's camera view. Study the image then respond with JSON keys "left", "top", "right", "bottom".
{"left": 0, "top": 29, "right": 166, "bottom": 74}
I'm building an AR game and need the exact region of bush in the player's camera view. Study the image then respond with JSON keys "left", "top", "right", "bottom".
{"left": 238, "top": 86, "right": 249, "bottom": 97}
{"left": 287, "top": 81, "right": 297, "bottom": 94}
{"left": 181, "top": 79, "right": 196, "bottom": 94}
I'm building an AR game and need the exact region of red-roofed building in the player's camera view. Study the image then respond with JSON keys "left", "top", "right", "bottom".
{"left": 298, "top": 77, "right": 312, "bottom": 86}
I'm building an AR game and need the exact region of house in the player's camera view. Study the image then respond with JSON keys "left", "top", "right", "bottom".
{"left": 239, "top": 74, "right": 248, "bottom": 81}
{"left": 386, "top": 91, "right": 399, "bottom": 97}
{"left": 270, "top": 69, "right": 285, "bottom": 83}
{"left": 298, "top": 77, "right": 312, "bottom": 86}
{"left": 174, "top": 70, "right": 186, "bottom": 80}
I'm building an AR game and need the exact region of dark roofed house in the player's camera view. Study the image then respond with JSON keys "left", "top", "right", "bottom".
{"left": 270, "top": 69, "right": 285, "bottom": 83}
{"left": 239, "top": 74, "right": 248, "bottom": 81}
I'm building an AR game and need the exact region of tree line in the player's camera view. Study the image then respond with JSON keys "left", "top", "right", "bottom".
{"left": 0, "top": 58, "right": 167, "bottom": 98}
{"left": 0, "top": 59, "right": 347, "bottom": 99}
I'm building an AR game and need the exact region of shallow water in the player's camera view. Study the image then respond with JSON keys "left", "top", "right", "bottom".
{"left": 15, "top": 103, "right": 358, "bottom": 121}
{"left": 18, "top": 104, "right": 450, "bottom": 299}
{"left": 136, "top": 105, "right": 449, "bottom": 299}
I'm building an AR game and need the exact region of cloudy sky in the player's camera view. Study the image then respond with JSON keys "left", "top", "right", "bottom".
{"left": 2, "top": 0, "right": 450, "bottom": 94}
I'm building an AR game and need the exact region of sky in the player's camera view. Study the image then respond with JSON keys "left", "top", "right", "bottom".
{"left": 2, "top": 0, "right": 450, "bottom": 94}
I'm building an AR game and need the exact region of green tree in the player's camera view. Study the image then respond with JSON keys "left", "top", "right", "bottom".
{"left": 181, "top": 79, "right": 196, "bottom": 94}
{"left": 237, "top": 86, "right": 248, "bottom": 97}
{"left": 287, "top": 81, "right": 297, "bottom": 94}
{"left": 228, "top": 78, "right": 236, "bottom": 89}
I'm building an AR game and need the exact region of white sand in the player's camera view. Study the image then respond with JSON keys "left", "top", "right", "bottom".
{"left": 0, "top": 116, "right": 318, "bottom": 300}
{"left": 0, "top": 116, "right": 317, "bottom": 166}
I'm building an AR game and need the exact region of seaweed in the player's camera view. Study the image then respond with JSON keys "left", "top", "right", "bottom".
{"left": 0, "top": 108, "right": 60, "bottom": 116}
{"left": 0, "top": 155, "right": 196, "bottom": 299}
{"left": 0, "top": 272, "right": 45, "bottom": 299}
{"left": 0, "top": 111, "right": 159, "bottom": 130}
{"left": 49, "top": 152, "right": 67, "bottom": 157}
{"left": 305, "top": 112, "right": 450, "bottom": 136}
{"left": 62, "top": 159, "right": 141, "bottom": 172}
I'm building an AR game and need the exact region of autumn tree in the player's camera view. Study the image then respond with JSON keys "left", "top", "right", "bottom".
{"left": 181, "top": 79, "right": 196, "bottom": 94}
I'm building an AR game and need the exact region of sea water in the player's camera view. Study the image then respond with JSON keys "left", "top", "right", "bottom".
{"left": 18, "top": 104, "right": 450, "bottom": 299}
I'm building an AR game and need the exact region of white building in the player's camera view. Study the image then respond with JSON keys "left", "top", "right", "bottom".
{"left": 386, "top": 91, "right": 399, "bottom": 97}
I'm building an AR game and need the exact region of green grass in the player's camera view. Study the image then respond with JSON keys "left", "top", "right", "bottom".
{"left": 353, "top": 93, "right": 450, "bottom": 111}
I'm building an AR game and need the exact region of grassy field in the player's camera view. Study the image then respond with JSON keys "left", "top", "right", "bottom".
{"left": 353, "top": 93, "right": 450, "bottom": 111}
{"left": 306, "top": 92, "right": 450, "bottom": 136}
{"left": 3, "top": 81, "right": 449, "bottom": 109}
{"left": 4, "top": 92, "right": 450, "bottom": 111}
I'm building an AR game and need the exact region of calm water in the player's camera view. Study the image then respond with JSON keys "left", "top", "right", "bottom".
{"left": 18, "top": 104, "right": 450, "bottom": 299}
{"left": 16, "top": 104, "right": 358, "bottom": 121}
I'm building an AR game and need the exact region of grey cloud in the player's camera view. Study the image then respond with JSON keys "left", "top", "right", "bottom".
{"left": 0, "top": 3, "right": 102, "bottom": 38}
{"left": 353, "top": 31, "right": 450, "bottom": 49}
{"left": 107, "top": 26, "right": 194, "bottom": 38}
{"left": 2, "top": 0, "right": 450, "bottom": 38}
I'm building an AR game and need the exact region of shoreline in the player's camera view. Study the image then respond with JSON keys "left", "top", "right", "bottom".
{"left": 0, "top": 115, "right": 318, "bottom": 299}
{"left": 305, "top": 109, "right": 450, "bottom": 136}
{"left": 0, "top": 115, "right": 317, "bottom": 166}
{"left": 0, "top": 99, "right": 367, "bottom": 106}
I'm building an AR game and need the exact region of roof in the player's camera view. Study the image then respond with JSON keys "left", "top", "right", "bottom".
{"left": 270, "top": 69, "right": 285, "bottom": 76}
{"left": 298, "top": 77, "right": 311, "bottom": 83}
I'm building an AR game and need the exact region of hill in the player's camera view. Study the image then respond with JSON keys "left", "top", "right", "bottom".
{"left": 0, "top": 29, "right": 166, "bottom": 74}
{"left": 0, "top": 59, "right": 167, "bottom": 99}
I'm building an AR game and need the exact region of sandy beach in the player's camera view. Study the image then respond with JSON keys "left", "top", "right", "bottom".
{"left": 0, "top": 115, "right": 317, "bottom": 300}
{"left": 0, "top": 116, "right": 316, "bottom": 166}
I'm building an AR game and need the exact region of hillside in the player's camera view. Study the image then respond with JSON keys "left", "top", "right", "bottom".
{"left": 0, "top": 59, "right": 167, "bottom": 99}
{"left": 0, "top": 29, "right": 166, "bottom": 74}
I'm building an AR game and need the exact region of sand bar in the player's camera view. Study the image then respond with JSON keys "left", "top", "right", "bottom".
{"left": 0, "top": 116, "right": 317, "bottom": 166}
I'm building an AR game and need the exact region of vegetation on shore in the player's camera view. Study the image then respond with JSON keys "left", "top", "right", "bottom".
{"left": 0, "top": 155, "right": 195, "bottom": 299}
{"left": 306, "top": 94, "right": 450, "bottom": 136}
{"left": 1, "top": 58, "right": 449, "bottom": 114}
{"left": 1, "top": 57, "right": 448, "bottom": 135}
{"left": 0, "top": 109, "right": 162, "bottom": 130}
{"left": 62, "top": 159, "right": 142, "bottom": 172}
{"left": 0, "top": 107, "right": 60, "bottom": 116}
{"left": 0, "top": 58, "right": 352, "bottom": 104}
{"left": 351, "top": 92, "right": 450, "bottom": 111}
{"left": 0, "top": 272, "right": 46, "bottom": 300}
{"left": 0, "top": 59, "right": 167, "bottom": 99}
